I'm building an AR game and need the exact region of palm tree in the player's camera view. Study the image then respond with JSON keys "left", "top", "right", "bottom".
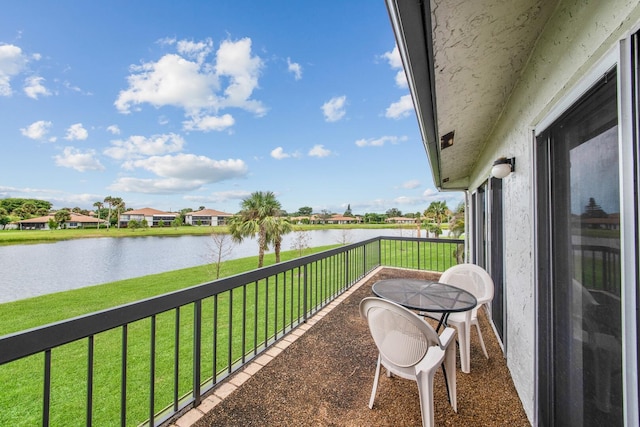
{"left": 228, "top": 191, "right": 282, "bottom": 268}
{"left": 93, "top": 201, "right": 103, "bottom": 229}
{"left": 111, "top": 197, "right": 124, "bottom": 228}
{"left": 424, "top": 201, "right": 449, "bottom": 238}
{"left": 449, "top": 201, "right": 466, "bottom": 263}
{"left": 103, "top": 196, "right": 114, "bottom": 230}
{"left": 264, "top": 216, "right": 293, "bottom": 263}
{"left": 54, "top": 209, "right": 71, "bottom": 229}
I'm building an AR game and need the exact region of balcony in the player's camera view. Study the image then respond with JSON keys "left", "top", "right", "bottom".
{"left": 0, "top": 236, "right": 527, "bottom": 426}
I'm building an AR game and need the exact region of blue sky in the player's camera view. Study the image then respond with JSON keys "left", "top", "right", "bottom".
{"left": 0, "top": 1, "right": 463, "bottom": 215}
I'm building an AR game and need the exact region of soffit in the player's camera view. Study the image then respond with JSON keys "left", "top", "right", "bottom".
{"left": 431, "top": 0, "right": 558, "bottom": 189}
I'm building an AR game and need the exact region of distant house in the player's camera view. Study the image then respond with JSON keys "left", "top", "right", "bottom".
{"left": 325, "top": 214, "right": 361, "bottom": 224}
{"left": 385, "top": 216, "right": 418, "bottom": 224}
{"left": 14, "top": 214, "right": 108, "bottom": 230}
{"left": 184, "top": 209, "right": 233, "bottom": 226}
{"left": 119, "top": 208, "right": 177, "bottom": 228}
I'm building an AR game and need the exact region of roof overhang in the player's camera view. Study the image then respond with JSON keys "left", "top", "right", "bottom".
{"left": 385, "top": 0, "right": 558, "bottom": 190}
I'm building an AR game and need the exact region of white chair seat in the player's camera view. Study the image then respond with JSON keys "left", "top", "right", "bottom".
{"left": 440, "top": 264, "right": 494, "bottom": 373}
{"left": 360, "top": 297, "right": 457, "bottom": 427}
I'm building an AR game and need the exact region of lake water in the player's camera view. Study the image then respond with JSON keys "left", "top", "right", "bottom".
{"left": 0, "top": 228, "right": 418, "bottom": 303}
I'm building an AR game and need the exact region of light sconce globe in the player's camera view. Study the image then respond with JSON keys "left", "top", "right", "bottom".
{"left": 491, "top": 157, "right": 515, "bottom": 179}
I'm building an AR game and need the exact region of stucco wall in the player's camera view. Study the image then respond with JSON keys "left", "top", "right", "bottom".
{"left": 466, "top": 0, "right": 640, "bottom": 422}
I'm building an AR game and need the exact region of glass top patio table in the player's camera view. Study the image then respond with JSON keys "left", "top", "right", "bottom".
{"left": 371, "top": 278, "right": 477, "bottom": 329}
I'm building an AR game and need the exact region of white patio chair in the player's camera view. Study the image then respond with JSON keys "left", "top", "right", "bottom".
{"left": 360, "top": 297, "right": 457, "bottom": 427}
{"left": 440, "top": 263, "right": 495, "bottom": 373}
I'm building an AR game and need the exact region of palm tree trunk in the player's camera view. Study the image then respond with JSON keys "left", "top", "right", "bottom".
{"left": 275, "top": 239, "right": 282, "bottom": 263}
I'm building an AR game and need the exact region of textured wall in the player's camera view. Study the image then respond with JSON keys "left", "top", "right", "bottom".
{"left": 464, "top": 0, "right": 640, "bottom": 422}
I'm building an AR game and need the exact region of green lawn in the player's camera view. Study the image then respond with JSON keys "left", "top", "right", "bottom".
{"left": 0, "top": 237, "right": 457, "bottom": 426}
{"left": 0, "top": 223, "right": 414, "bottom": 246}
{"left": 0, "top": 244, "right": 342, "bottom": 426}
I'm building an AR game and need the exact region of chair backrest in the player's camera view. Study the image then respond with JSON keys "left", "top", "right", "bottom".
{"left": 360, "top": 297, "right": 441, "bottom": 368}
{"left": 440, "top": 263, "right": 495, "bottom": 306}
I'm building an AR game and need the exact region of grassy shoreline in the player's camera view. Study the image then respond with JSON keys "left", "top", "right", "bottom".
{"left": 0, "top": 244, "right": 339, "bottom": 335}
{"left": 0, "top": 223, "right": 414, "bottom": 246}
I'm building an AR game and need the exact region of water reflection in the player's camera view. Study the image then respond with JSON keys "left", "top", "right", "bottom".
{"left": 0, "top": 228, "right": 417, "bottom": 303}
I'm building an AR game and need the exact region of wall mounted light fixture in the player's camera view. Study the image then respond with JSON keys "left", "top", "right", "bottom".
{"left": 491, "top": 157, "right": 516, "bottom": 179}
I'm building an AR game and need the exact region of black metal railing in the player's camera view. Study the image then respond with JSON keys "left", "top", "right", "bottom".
{"left": 572, "top": 244, "right": 621, "bottom": 297}
{"left": 0, "top": 236, "right": 462, "bottom": 427}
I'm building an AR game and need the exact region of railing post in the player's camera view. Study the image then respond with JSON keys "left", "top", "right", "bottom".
{"left": 193, "top": 300, "right": 202, "bottom": 407}
{"left": 345, "top": 251, "right": 349, "bottom": 288}
{"left": 303, "top": 264, "right": 308, "bottom": 322}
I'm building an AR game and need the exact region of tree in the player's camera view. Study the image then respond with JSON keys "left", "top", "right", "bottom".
{"left": 0, "top": 208, "right": 9, "bottom": 230}
{"left": 111, "top": 197, "right": 125, "bottom": 228}
{"left": 343, "top": 204, "right": 353, "bottom": 217}
{"left": 291, "top": 230, "right": 311, "bottom": 257}
{"left": 583, "top": 197, "right": 607, "bottom": 218}
{"left": 171, "top": 216, "right": 183, "bottom": 228}
{"left": 128, "top": 219, "right": 140, "bottom": 230}
{"left": 424, "top": 201, "right": 449, "bottom": 238}
{"left": 449, "top": 202, "right": 466, "bottom": 263}
{"left": 104, "top": 196, "right": 114, "bottom": 230}
{"left": 449, "top": 202, "right": 465, "bottom": 238}
{"left": 209, "top": 232, "right": 235, "bottom": 279}
{"left": 228, "top": 191, "right": 282, "bottom": 268}
{"left": 386, "top": 208, "right": 402, "bottom": 218}
{"left": 47, "top": 218, "right": 58, "bottom": 230}
{"left": 297, "top": 206, "right": 313, "bottom": 216}
{"left": 93, "top": 201, "right": 103, "bottom": 229}
{"left": 363, "top": 212, "right": 384, "bottom": 223}
{"left": 54, "top": 209, "right": 71, "bottom": 229}
{"left": 318, "top": 209, "right": 332, "bottom": 224}
{"left": 264, "top": 216, "right": 293, "bottom": 263}
{"left": 337, "top": 229, "right": 353, "bottom": 245}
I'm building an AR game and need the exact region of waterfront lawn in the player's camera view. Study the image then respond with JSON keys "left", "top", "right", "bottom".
{"left": 0, "top": 239, "right": 455, "bottom": 426}
{"left": 0, "top": 245, "right": 341, "bottom": 426}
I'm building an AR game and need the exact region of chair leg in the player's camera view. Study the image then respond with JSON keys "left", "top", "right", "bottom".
{"left": 415, "top": 369, "right": 437, "bottom": 427}
{"left": 368, "top": 354, "right": 382, "bottom": 409}
{"left": 458, "top": 312, "right": 472, "bottom": 373}
{"left": 444, "top": 344, "right": 457, "bottom": 412}
{"left": 474, "top": 320, "right": 489, "bottom": 359}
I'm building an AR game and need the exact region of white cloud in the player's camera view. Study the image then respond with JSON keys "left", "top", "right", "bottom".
{"left": 107, "top": 125, "right": 120, "bottom": 135}
{"left": 115, "top": 37, "right": 265, "bottom": 132}
{"left": 64, "top": 123, "right": 88, "bottom": 141}
{"left": 110, "top": 154, "right": 248, "bottom": 195}
{"left": 109, "top": 177, "right": 204, "bottom": 194}
{"left": 176, "top": 38, "right": 213, "bottom": 64}
{"left": 321, "top": 95, "right": 347, "bottom": 122}
{"left": 355, "top": 135, "right": 407, "bottom": 147}
{"left": 423, "top": 188, "right": 437, "bottom": 198}
{"left": 402, "top": 180, "right": 421, "bottom": 189}
{"left": 183, "top": 113, "right": 234, "bottom": 132}
{"left": 0, "top": 44, "right": 29, "bottom": 96}
{"left": 308, "top": 144, "right": 331, "bottom": 158}
{"left": 104, "top": 133, "right": 186, "bottom": 160}
{"left": 184, "top": 189, "right": 251, "bottom": 203}
{"left": 54, "top": 147, "right": 105, "bottom": 172}
{"left": 24, "top": 76, "right": 51, "bottom": 99}
{"left": 287, "top": 58, "right": 302, "bottom": 80}
{"left": 383, "top": 45, "right": 403, "bottom": 69}
{"left": 382, "top": 45, "right": 407, "bottom": 88}
{"left": 20, "top": 120, "right": 52, "bottom": 140}
{"left": 385, "top": 94, "right": 414, "bottom": 119}
{"left": 122, "top": 153, "right": 248, "bottom": 182}
{"left": 271, "top": 147, "right": 291, "bottom": 160}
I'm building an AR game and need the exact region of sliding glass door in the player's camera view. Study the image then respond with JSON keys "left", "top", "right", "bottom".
{"left": 537, "top": 68, "right": 622, "bottom": 426}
